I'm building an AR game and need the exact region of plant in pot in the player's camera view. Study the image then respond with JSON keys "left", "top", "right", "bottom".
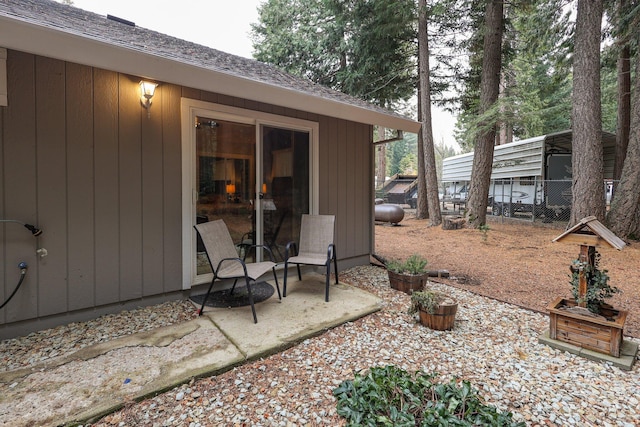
{"left": 386, "top": 254, "right": 429, "bottom": 294}
{"left": 408, "top": 289, "right": 458, "bottom": 330}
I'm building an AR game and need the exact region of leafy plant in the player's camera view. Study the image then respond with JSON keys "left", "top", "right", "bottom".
{"left": 333, "top": 365, "right": 525, "bottom": 427}
{"left": 386, "top": 254, "right": 428, "bottom": 275}
{"left": 408, "top": 290, "right": 451, "bottom": 315}
{"left": 570, "top": 250, "right": 620, "bottom": 314}
{"left": 479, "top": 223, "right": 490, "bottom": 242}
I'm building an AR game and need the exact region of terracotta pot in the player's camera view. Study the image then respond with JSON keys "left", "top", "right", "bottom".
{"left": 388, "top": 270, "right": 429, "bottom": 294}
{"left": 418, "top": 302, "right": 458, "bottom": 330}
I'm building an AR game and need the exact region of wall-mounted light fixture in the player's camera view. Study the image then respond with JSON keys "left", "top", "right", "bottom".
{"left": 139, "top": 80, "right": 158, "bottom": 117}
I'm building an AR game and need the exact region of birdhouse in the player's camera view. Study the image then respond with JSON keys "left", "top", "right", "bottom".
{"left": 552, "top": 215, "right": 626, "bottom": 250}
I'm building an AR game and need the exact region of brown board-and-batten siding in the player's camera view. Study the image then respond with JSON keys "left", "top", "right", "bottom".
{"left": 1, "top": 49, "right": 373, "bottom": 338}
{"left": 1, "top": 51, "right": 184, "bottom": 337}
{"left": 318, "top": 115, "right": 373, "bottom": 262}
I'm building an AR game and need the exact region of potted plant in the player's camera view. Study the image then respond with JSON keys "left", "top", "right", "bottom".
{"left": 386, "top": 254, "right": 429, "bottom": 294}
{"left": 408, "top": 289, "right": 457, "bottom": 330}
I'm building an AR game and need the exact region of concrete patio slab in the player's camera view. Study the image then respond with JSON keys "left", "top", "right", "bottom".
{"left": 0, "top": 276, "right": 381, "bottom": 427}
{"left": 203, "top": 274, "right": 383, "bottom": 359}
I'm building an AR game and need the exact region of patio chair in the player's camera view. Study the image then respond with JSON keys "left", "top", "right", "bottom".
{"left": 283, "top": 214, "right": 338, "bottom": 302}
{"left": 194, "top": 219, "right": 281, "bottom": 323}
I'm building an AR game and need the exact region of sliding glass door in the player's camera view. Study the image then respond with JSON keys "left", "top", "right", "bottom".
{"left": 259, "top": 125, "right": 310, "bottom": 262}
{"left": 193, "top": 115, "right": 311, "bottom": 280}
{"left": 195, "top": 117, "right": 255, "bottom": 275}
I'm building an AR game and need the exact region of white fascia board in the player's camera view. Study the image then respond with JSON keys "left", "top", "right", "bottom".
{"left": 0, "top": 16, "right": 420, "bottom": 134}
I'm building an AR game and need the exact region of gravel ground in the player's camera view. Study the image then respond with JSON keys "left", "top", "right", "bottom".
{"left": 0, "top": 300, "right": 198, "bottom": 373}
{"left": 375, "top": 216, "right": 640, "bottom": 338}
{"left": 3, "top": 266, "right": 639, "bottom": 427}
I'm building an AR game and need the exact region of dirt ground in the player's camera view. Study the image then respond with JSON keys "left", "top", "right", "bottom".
{"left": 374, "top": 213, "right": 640, "bottom": 338}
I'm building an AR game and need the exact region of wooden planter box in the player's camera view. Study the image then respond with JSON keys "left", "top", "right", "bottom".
{"left": 388, "top": 271, "right": 428, "bottom": 294}
{"left": 419, "top": 302, "right": 458, "bottom": 331}
{"left": 548, "top": 297, "right": 627, "bottom": 357}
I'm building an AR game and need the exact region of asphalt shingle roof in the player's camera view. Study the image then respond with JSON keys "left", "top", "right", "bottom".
{"left": 0, "top": 0, "right": 414, "bottom": 125}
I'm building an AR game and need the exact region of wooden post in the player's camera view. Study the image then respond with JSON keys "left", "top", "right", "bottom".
{"left": 577, "top": 244, "right": 596, "bottom": 308}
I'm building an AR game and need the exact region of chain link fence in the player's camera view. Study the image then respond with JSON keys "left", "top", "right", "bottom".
{"left": 440, "top": 179, "right": 616, "bottom": 224}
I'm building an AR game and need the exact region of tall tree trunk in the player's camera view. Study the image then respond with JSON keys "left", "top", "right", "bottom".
{"left": 418, "top": 0, "right": 441, "bottom": 226}
{"left": 498, "top": 71, "right": 513, "bottom": 146}
{"left": 465, "top": 0, "right": 503, "bottom": 228}
{"left": 415, "top": 78, "right": 429, "bottom": 219}
{"left": 607, "top": 37, "right": 640, "bottom": 239}
{"left": 570, "top": 0, "right": 605, "bottom": 225}
{"left": 613, "top": 0, "right": 630, "bottom": 183}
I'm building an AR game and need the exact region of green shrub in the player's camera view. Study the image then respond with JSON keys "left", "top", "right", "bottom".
{"left": 408, "top": 290, "right": 450, "bottom": 315}
{"left": 333, "top": 366, "right": 525, "bottom": 427}
{"left": 479, "top": 224, "right": 490, "bottom": 242}
{"left": 570, "top": 251, "right": 620, "bottom": 314}
{"left": 386, "top": 254, "right": 428, "bottom": 275}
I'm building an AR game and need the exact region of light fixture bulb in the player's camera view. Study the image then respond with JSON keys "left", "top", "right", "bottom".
{"left": 139, "top": 80, "right": 158, "bottom": 115}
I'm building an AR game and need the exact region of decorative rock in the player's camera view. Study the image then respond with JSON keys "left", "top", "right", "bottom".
{"left": 2, "top": 265, "right": 639, "bottom": 427}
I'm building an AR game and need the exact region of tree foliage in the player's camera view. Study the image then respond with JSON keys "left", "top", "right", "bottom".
{"left": 454, "top": 0, "right": 575, "bottom": 149}
{"left": 250, "top": 0, "right": 640, "bottom": 230}
{"left": 387, "top": 136, "right": 418, "bottom": 176}
{"left": 251, "top": 0, "right": 417, "bottom": 108}
{"left": 505, "top": 0, "right": 574, "bottom": 139}
{"left": 386, "top": 136, "right": 456, "bottom": 182}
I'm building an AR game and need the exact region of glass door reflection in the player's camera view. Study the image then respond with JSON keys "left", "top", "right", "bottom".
{"left": 195, "top": 118, "right": 255, "bottom": 275}
{"left": 261, "top": 126, "right": 310, "bottom": 262}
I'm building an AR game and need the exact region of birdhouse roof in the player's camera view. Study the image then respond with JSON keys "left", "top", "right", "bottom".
{"left": 552, "top": 216, "right": 626, "bottom": 250}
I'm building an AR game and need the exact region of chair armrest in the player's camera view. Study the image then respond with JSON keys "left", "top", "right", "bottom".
{"left": 216, "top": 256, "right": 248, "bottom": 275}
{"left": 285, "top": 242, "right": 298, "bottom": 260}
{"left": 247, "top": 244, "right": 277, "bottom": 262}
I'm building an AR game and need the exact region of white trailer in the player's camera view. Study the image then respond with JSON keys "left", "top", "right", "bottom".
{"left": 441, "top": 130, "right": 616, "bottom": 218}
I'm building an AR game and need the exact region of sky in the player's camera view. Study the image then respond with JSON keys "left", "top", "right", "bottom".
{"left": 70, "top": 0, "right": 458, "bottom": 150}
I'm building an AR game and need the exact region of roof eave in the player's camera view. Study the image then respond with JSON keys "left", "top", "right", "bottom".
{"left": 0, "top": 16, "right": 421, "bottom": 133}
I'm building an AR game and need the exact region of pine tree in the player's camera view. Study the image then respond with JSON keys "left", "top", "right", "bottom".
{"left": 464, "top": 0, "right": 504, "bottom": 227}
{"left": 570, "top": 0, "right": 606, "bottom": 224}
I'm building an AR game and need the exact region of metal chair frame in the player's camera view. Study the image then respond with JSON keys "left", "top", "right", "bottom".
{"left": 194, "top": 220, "right": 281, "bottom": 323}
{"left": 283, "top": 214, "right": 338, "bottom": 302}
